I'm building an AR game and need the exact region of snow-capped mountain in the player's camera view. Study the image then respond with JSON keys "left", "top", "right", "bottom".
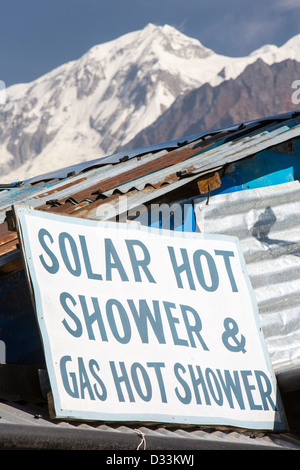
{"left": 1, "top": 24, "right": 300, "bottom": 182}
{"left": 123, "top": 58, "right": 300, "bottom": 151}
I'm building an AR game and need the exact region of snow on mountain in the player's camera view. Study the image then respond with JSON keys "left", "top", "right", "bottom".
{"left": 1, "top": 24, "right": 299, "bottom": 182}
{"left": 216, "top": 33, "right": 300, "bottom": 84}
{"left": 124, "top": 58, "right": 300, "bottom": 152}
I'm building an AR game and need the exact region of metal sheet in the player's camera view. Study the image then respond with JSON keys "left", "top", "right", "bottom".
{"left": 21, "top": 110, "right": 300, "bottom": 185}
{"left": 194, "top": 180, "right": 300, "bottom": 374}
{"left": 20, "top": 126, "right": 235, "bottom": 185}
{"left": 0, "top": 117, "right": 299, "bottom": 223}
{"left": 0, "top": 397, "right": 297, "bottom": 449}
{"left": 0, "top": 149, "right": 170, "bottom": 222}
{"left": 21, "top": 135, "right": 199, "bottom": 184}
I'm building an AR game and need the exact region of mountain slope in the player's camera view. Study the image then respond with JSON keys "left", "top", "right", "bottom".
{"left": 1, "top": 25, "right": 300, "bottom": 182}
{"left": 121, "top": 58, "right": 300, "bottom": 150}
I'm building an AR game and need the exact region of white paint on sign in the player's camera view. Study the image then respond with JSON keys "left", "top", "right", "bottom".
{"left": 16, "top": 207, "right": 285, "bottom": 430}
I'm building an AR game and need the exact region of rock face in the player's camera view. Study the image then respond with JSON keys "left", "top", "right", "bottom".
{"left": 0, "top": 24, "right": 300, "bottom": 182}
{"left": 122, "top": 59, "right": 300, "bottom": 150}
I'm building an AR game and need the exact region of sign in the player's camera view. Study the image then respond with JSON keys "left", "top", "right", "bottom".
{"left": 16, "top": 206, "right": 285, "bottom": 429}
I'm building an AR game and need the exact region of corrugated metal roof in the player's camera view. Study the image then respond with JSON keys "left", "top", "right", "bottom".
{"left": 0, "top": 397, "right": 299, "bottom": 450}
{"left": 0, "top": 112, "right": 298, "bottom": 227}
{"left": 22, "top": 111, "right": 300, "bottom": 184}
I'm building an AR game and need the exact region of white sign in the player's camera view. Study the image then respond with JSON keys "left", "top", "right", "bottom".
{"left": 16, "top": 207, "right": 285, "bottom": 429}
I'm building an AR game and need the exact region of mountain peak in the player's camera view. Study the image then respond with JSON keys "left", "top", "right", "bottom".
{"left": 249, "top": 33, "right": 300, "bottom": 62}
{"left": 280, "top": 33, "right": 300, "bottom": 56}
{"left": 139, "top": 23, "right": 213, "bottom": 58}
{"left": 250, "top": 44, "right": 278, "bottom": 57}
{"left": 86, "top": 23, "right": 213, "bottom": 63}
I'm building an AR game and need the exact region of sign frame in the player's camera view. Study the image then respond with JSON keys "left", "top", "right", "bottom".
{"left": 15, "top": 205, "right": 286, "bottom": 430}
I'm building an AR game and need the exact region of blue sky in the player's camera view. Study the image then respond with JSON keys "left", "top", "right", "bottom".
{"left": 1, "top": 0, "right": 299, "bottom": 87}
